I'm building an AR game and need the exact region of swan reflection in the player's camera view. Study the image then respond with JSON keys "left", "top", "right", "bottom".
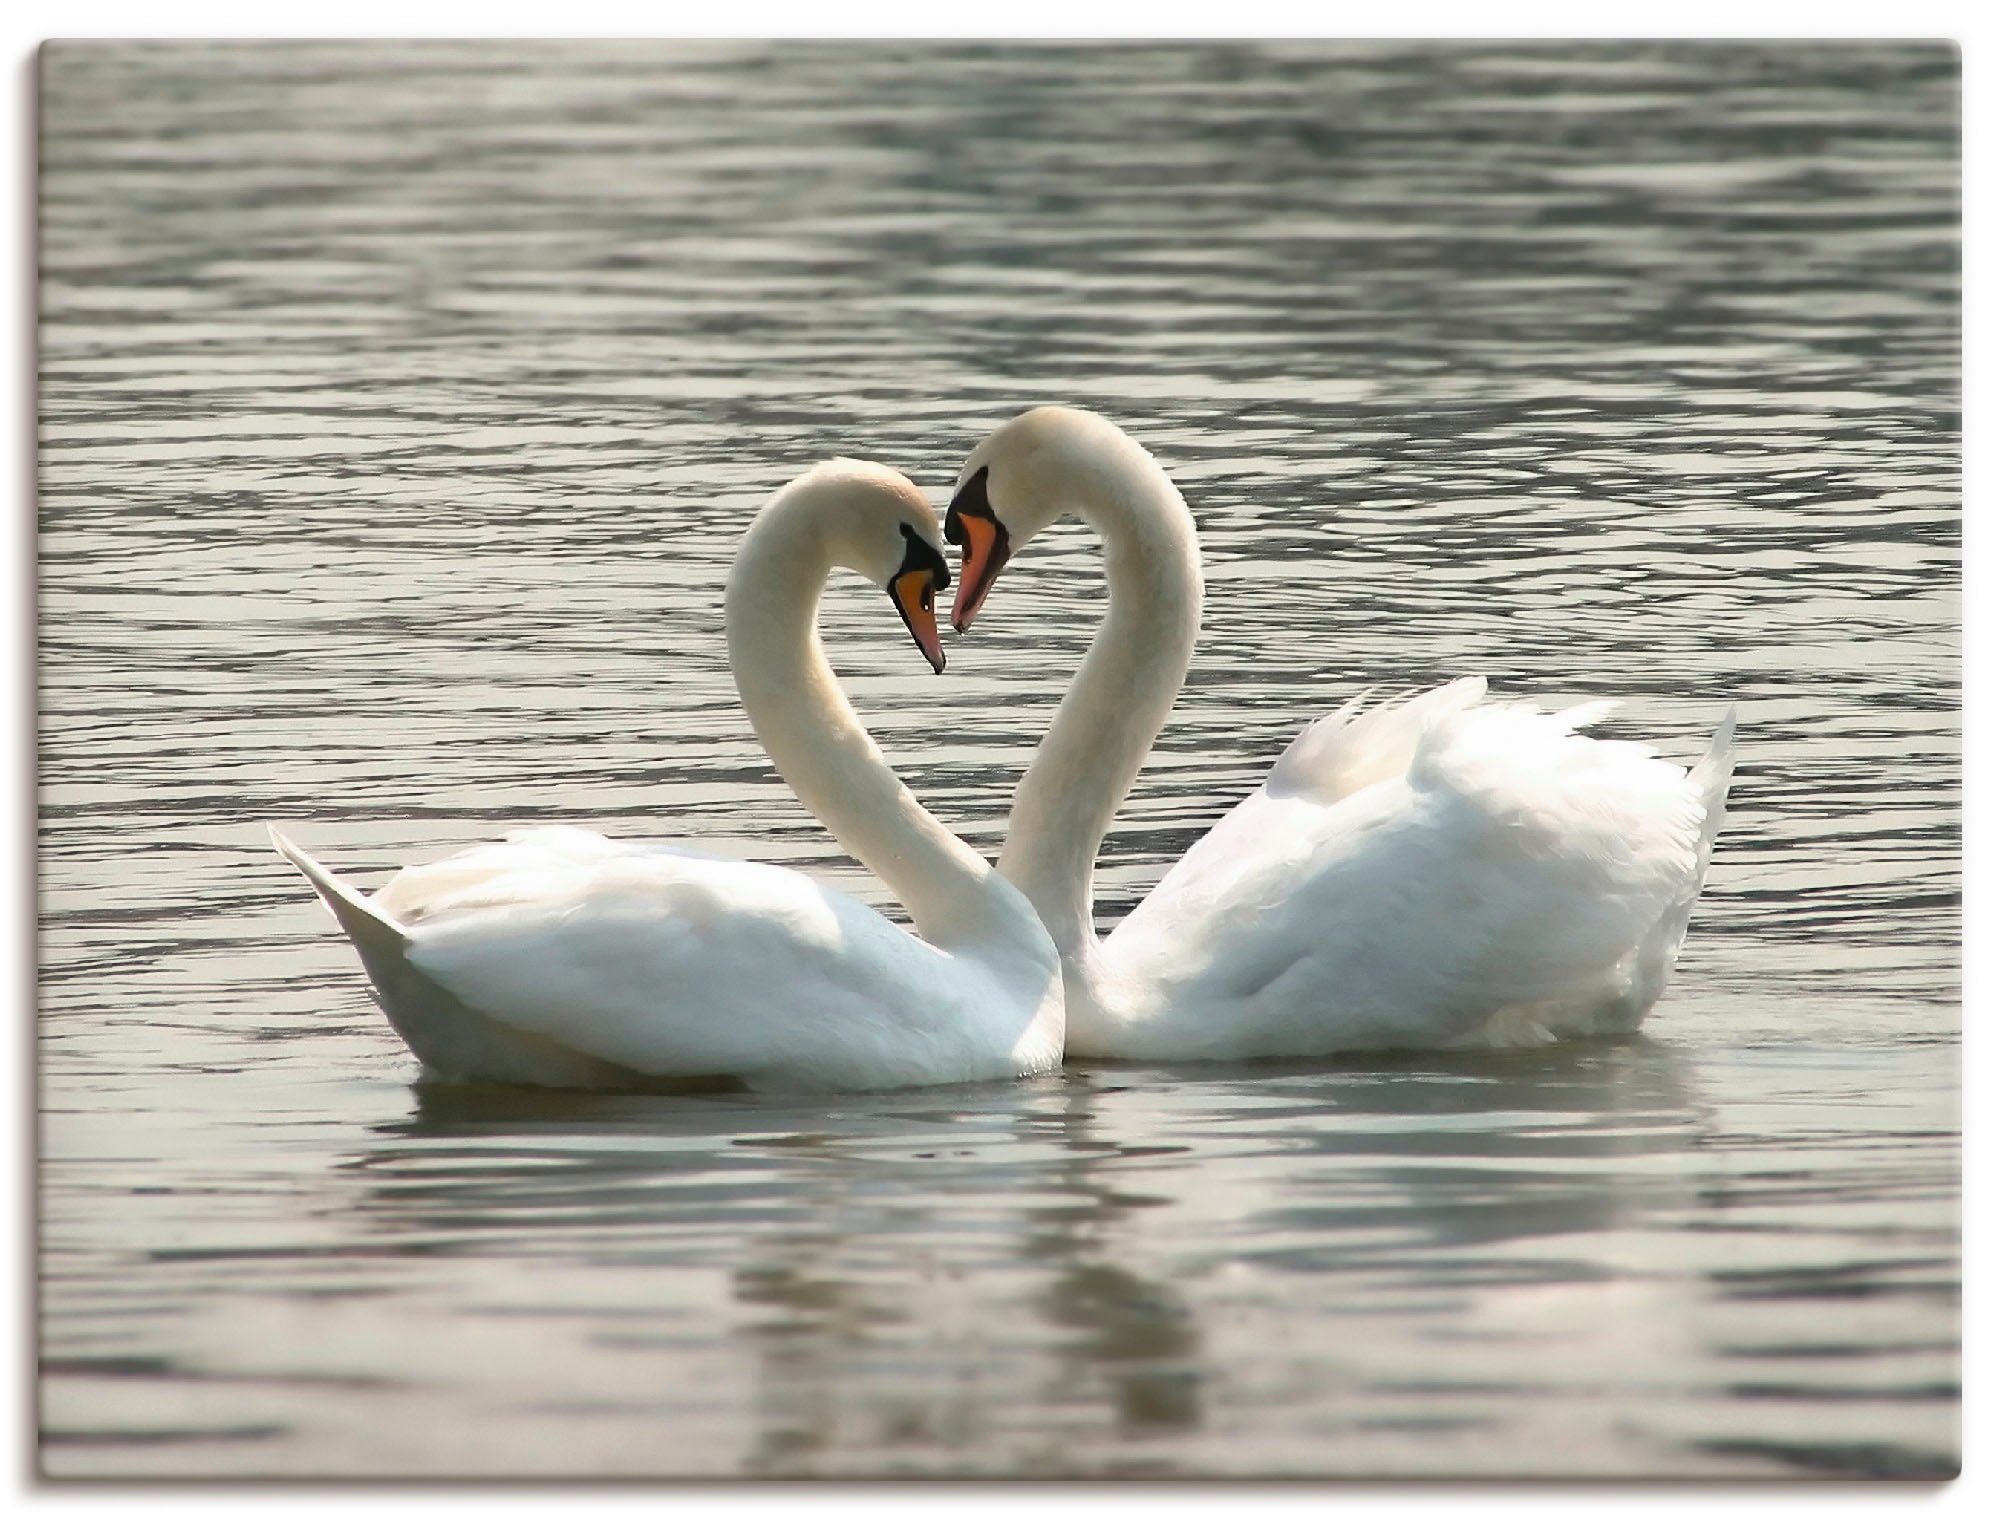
{"left": 327, "top": 1036, "right": 1703, "bottom": 1472}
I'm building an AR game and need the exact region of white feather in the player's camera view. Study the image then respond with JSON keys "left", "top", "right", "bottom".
{"left": 1100, "top": 685, "right": 1734, "bottom": 1058}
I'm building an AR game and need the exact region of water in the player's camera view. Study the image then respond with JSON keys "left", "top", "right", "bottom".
{"left": 36, "top": 40, "right": 1958, "bottom": 1478}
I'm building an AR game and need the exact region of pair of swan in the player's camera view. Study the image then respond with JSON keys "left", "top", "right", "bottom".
{"left": 274, "top": 408, "right": 1734, "bottom": 1092}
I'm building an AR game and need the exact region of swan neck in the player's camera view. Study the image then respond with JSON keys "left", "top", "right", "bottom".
{"left": 997, "top": 437, "right": 1202, "bottom": 959}
{"left": 724, "top": 514, "right": 996, "bottom": 946}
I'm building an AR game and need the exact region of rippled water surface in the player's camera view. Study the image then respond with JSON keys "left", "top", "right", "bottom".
{"left": 37, "top": 40, "right": 1958, "bottom": 1478}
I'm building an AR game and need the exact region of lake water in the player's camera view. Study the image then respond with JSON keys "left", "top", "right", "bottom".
{"left": 36, "top": 40, "right": 1959, "bottom": 1478}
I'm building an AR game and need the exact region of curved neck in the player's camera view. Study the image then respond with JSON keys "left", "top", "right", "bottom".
{"left": 997, "top": 436, "right": 1202, "bottom": 960}
{"left": 724, "top": 509, "right": 996, "bottom": 946}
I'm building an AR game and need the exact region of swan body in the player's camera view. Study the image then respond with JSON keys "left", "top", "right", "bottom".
{"left": 945, "top": 406, "right": 1735, "bottom": 1061}
{"left": 274, "top": 461, "right": 1064, "bottom": 1092}
{"left": 1090, "top": 680, "right": 1734, "bottom": 1058}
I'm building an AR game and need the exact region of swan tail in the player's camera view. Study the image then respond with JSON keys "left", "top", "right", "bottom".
{"left": 1569, "top": 707, "right": 1736, "bottom": 1036}
{"left": 269, "top": 826, "right": 648, "bottom": 1087}
{"left": 269, "top": 825, "right": 410, "bottom": 973}
{"left": 1688, "top": 707, "right": 1738, "bottom": 882}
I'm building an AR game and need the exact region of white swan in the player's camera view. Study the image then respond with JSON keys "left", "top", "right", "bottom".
{"left": 943, "top": 406, "right": 1735, "bottom": 1061}
{"left": 272, "top": 459, "right": 1063, "bottom": 1092}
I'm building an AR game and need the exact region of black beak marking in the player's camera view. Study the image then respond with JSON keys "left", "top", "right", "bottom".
{"left": 894, "top": 520, "right": 951, "bottom": 594}
{"left": 944, "top": 466, "right": 1012, "bottom": 632}
{"left": 944, "top": 465, "right": 991, "bottom": 547}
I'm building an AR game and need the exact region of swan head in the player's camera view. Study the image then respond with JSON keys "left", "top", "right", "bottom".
{"left": 944, "top": 406, "right": 1121, "bottom": 632}
{"left": 792, "top": 459, "right": 954, "bottom": 673}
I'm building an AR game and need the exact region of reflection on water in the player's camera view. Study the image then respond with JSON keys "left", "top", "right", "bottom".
{"left": 38, "top": 40, "right": 1956, "bottom": 1477}
{"left": 275, "top": 1043, "right": 1723, "bottom": 1476}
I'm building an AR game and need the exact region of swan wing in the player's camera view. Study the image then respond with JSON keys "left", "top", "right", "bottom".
{"left": 1264, "top": 675, "right": 1490, "bottom": 803}
{"left": 1102, "top": 691, "right": 1729, "bottom": 1056}
{"left": 1137, "top": 678, "right": 1491, "bottom": 915}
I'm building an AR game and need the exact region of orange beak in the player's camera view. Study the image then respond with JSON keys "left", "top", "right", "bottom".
{"left": 889, "top": 567, "right": 946, "bottom": 674}
{"left": 950, "top": 510, "right": 1012, "bottom": 633}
